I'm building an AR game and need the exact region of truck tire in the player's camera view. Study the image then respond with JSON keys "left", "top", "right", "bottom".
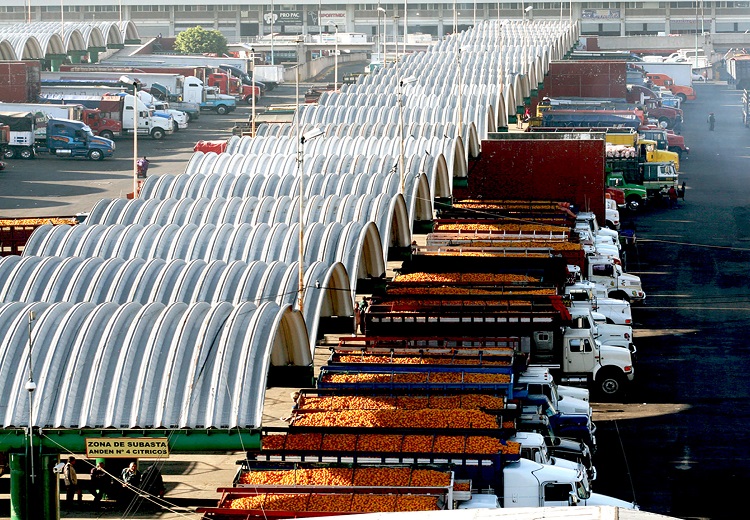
{"left": 88, "top": 149, "right": 104, "bottom": 161}
{"left": 596, "top": 369, "right": 627, "bottom": 400}
{"left": 215, "top": 105, "right": 228, "bottom": 115}
{"left": 99, "top": 130, "right": 114, "bottom": 140}
{"left": 625, "top": 195, "right": 642, "bottom": 212}
{"left": 19, "top": 147, "right": 34, "bottom": 160}
{"left": 3, "top": 148, "right": 15, "bottom": 160}
{"left": 173, "top": 121, "right": 179, "bottom": 132}
{"left": 676, "top": 93, "right": 687, "bottom": 103}
{"left": 151, "top": 128, "right": 165, "bottom": 140}
{"left": 658, "top": 116, "right": 672, "bottom": 128}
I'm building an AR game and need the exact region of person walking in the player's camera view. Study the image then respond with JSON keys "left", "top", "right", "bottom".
{"left": 358, "top": 298, "right": 369, "bottom": 334}
{"left": 62, "top": 456, "right": 82, "bottom": 508}
{"left": 90, "top": 461, "right": 110, "bottom": 506}
{"left": 668, "top": 185, "right": 678, "bottom": 209}
{"left": 708, "top": 112, "right": 716, "bottom": 131}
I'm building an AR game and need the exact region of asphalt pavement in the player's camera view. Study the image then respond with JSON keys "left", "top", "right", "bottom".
{"left": 591, "top": 80, "right": 750, "bottom": 519}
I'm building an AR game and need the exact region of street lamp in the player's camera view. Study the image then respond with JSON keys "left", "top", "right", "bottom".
{"left": 297, "top": 127, "right": 324, "bottom": 311}
{"left": 334, "top": 24, "right": 339, "bottom": 91}
{"left": 398, "top": 75, "right": 417, "bottom": 195}
{"left": 377, "top": 5, "right": 386, "bottom": 64}
{"left": 119, "top": 75, "right": 139, "bottom": 198}
{"left": 26, "top": 311, "right": 37, "bottom": 485}
{"left": 403, "top": 0, "right": 408, "bottom": 55}
{"left": 251, "top": 47, "right": 257, "bottom": 137}
{"left": 456, "top": 47, "right": 463, "bottom": 138}
{"left": 378, "top": 7, "right": 387, "bottom": 62}
{"left": 523, "top": 5, "right": 533, "bottom": 22}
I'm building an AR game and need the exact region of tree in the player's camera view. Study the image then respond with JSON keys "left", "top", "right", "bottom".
{"left": 174, "top": 26, "right": 228, "bottom": 55}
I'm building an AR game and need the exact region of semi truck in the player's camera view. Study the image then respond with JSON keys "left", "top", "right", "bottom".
{"left": 150, "top": 76, "right": 236, "bottom": 115}
{"left": 0, "top": 112, "right": 115, "bottom": 160}
{"left": 727, "top": 54, "right": 750, "bottom": 90}
{"left": 358, "top": 255, "right": 636, "bottom": 398}
{"left": 538, "top": 96, "right": 683, "bottom": 130}
{"left": 645, "top": 73, "right": 697, "bottom": 102}
{"left": 99, "top": 94, "right": 174, "bottom": 140}
{"left": 43, "top": 70, "right": 260, "bottom": 106}
{"left": 630, "top": 62, "right": 695, "bottom": 87}
{"left": 0, "top": 102, "right": 121, "bottom": 140}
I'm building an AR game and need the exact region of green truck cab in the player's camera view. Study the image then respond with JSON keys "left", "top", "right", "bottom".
{"left": 606, "top": 161, "right": 678, "bottom": 211}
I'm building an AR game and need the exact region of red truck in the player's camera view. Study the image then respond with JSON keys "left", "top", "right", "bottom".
{"left": 206, "top": 72, "right": 261, "bottom": 105}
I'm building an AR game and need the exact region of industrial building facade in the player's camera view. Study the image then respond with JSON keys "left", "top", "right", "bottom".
{"left": 0, "top": 2, "right": 747, "bottom": 41}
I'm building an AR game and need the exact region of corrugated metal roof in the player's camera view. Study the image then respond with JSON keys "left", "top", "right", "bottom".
{"left": 0, "top": 300, "right": 308, "bottom": 430}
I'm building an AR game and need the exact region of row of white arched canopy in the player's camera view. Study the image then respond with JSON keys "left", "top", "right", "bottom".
{"left": 0, "top": 19, "right": 579, "bottom": 430}
{"left": 0, "top": 21, "right": 138, "bottom": 60}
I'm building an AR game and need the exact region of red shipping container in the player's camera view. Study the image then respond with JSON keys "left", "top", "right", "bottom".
{"left": 462, "top": 139, "right": 606, "bottom": 225}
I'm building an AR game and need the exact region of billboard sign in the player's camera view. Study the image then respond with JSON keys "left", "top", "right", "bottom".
{"left": 264, "top": 10, "right": 303, "bottom": 26}
{"left": 320, "top": 11, "right": 347, "bottom": 27}
{"left": 582, "top": 9, "right": 621, "bottom": 20}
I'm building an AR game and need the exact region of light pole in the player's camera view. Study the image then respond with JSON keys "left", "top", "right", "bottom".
{"left": 398, "top": 75, "right": 417, "bottom": 195}
{"left": 334, "top": 24, "right": 339, "bottom": 91}
{"left": 403, "top": 0, "right": 408, "bottom": 55}
{"left": 26, "top": 311, "right": 37, "bottom": 485}
{"left": 379, "top": 7, "right": 387, "bottom": 62}
{"left": 120, "top": 75, "right": 139, "bottom": 198}
{"left": 456, "top": 47, "right": 463, "bottom": 137}
{"left": 270, "top": 0, "right": 275, "bottom": 65}
{"left": 377, "top": 5, "right": 386, "bottom": 64}
{"left": 60, "top": 0, "right": 65, "bottom": 41}
{"left": 251, "top": 47, "right": 256, "bottom": 136}
{"left": 297, "top": 128, "right": 324, "bottom": 312}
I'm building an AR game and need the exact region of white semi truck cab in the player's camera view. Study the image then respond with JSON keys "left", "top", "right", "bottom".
{"left": 526, "top": 306, "right": 635, "bottom": 399}
{"left": 457, "top": 459, "right": 638, "bottom": 509}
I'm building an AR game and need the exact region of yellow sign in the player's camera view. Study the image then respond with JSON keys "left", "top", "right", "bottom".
{"left": 85, "top": 438, "right": 170, "bottom": 458}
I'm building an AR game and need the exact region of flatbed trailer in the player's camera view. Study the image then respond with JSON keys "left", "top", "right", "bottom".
{"left": 255, "top": 426, "right": 521, "bottom": 463}
{"left": 316, "top": 364, "right": 517, "bottom": 394}
{"left": 364, "top": 292, "right": 571, "bottom": 337}
{"left": 198, "top": 466, "right": 463, "bottom": 518}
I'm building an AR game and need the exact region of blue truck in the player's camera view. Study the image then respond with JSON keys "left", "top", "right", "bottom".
{"left": 0, "top": 112, "right": 115, "bottom": 160}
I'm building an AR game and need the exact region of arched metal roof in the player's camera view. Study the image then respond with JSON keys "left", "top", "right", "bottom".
{"left": 0, "top": 33, "right": 44, "bottom": 60}
{"left": 0, "top": 21, "right": 133, "bottom": 59}
{"left": 0, "top": 300, "right": 307, "bottom": 429}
